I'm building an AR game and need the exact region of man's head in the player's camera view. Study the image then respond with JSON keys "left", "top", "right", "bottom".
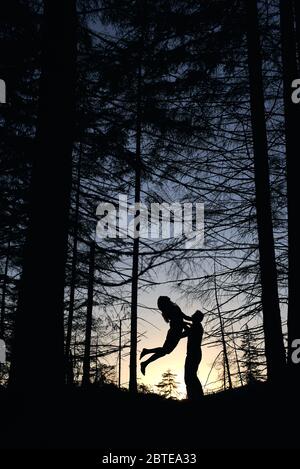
{"left": 192, "top": 310, "right": 204, "bottom": 323}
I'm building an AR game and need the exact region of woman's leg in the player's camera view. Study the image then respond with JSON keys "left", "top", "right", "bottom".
{"left": 140, "top": 328, "right": 181, "bottom": 374}
{"left": 140, "top": 348, "right": 167, "bottom": 375}
{"left": 140, "top": 347, "right": 162, "bottom": 360}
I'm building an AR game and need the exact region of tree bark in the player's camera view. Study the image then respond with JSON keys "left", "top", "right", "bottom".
{"left": 0, "top": 238, "right": 10, "bottom": 338}
{"left": 65, "top": 148, "right": 82, "bottom": 365}
{"left": 82, "top": 241, "right": 95, "bottom": 387}
{"left": 280, "top": 0, "right": 300, "bottom": 376}
{"left": 213, "top": 262, "right": 232, "bottom": 389}
{"left": 129, "top": 57, "right": 142, "bottom": 393}
{"left": 293, "top": 0, "right": 300, "bottom": 64}
{"left": 9, "top": 0, "right": 77, "bottom": 390}
{"left": 246, "top": 0, "right": 286, "bottom": 381}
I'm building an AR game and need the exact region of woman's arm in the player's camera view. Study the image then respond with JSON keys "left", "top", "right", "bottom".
{"left": 182, "top": 313, "right": 193, "bottom": 322}
{"left": 174, "top": 304, "right": 192, "bottom": 322}
{"left": 181, "top": 322, "right": 191, "bottom": 337}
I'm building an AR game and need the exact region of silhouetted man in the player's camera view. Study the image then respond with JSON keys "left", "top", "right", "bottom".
{"left": 184, "top": 310, "right": 204, "bottom": 400}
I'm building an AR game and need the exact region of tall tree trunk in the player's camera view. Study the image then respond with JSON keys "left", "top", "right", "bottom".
{"left": 82, "top": 241, "right": 95, "bottom": 386}
{"left": 129, "top": 57, "right": 142, "bottom": 393}
{"left": 231, "top": 326, "right": 243, "bottom": 387}
{"left": 293, "top": 0, "right": 300, "bottom": 63}
{"left": 9, "top": 0, "right": 77, "bottom": 390}
{"left": 118, "top": 319, "right": 122, "bottom": 388}
{"left": 65, "top": 148, "right": 82, "bottom": 362}
{"left": 280, "top": 0, "right": 300, "bottom": 376}
{"left": 246, "top": 0, "right": 286, "bottom": 381}
{"left": 0, "top": 238, "right": 10, "bottom": 338}
{"left": 213, "top": 262, "right": 232, "bottom": 389}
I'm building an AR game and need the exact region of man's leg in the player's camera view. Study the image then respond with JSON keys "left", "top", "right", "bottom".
{"left": 185, "top": 358, "right": 203, "bottom": 400}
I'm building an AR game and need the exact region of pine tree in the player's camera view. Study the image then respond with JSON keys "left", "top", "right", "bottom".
{"left": 280, "top": 0, "right": 300, "bottom": 379}
{"left": 240, "top": 326, "right": 264, "bottom": 384}
{"left": 156, "top": 369, "right": 179, "bottom": 399}
{"left": 245, "top": 0, "right": 286, "bottom": 381}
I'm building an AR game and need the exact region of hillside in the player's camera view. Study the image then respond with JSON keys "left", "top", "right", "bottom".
{"left": 0, "top": 381, "right": 298, "bottom": 450}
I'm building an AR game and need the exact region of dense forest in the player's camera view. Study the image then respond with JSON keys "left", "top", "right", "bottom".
{"left": 0, "top": 0, "right": 299, "bottom": 451}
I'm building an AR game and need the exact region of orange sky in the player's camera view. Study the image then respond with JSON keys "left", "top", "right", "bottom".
{"left": 115, "top": 288, "right": 222, "bottom": 397}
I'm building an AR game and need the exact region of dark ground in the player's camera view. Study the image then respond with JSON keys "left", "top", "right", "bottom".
{"left": 0, "top": 381, "right": 299, "bottom": 451}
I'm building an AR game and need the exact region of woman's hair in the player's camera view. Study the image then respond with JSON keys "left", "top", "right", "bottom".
{"left": 157, "top": 296, "right": 173, "bottom": 323}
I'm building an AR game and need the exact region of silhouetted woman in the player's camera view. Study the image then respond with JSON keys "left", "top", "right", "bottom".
{"left": 140, "top": 296, "right": 192, "bottom": 375}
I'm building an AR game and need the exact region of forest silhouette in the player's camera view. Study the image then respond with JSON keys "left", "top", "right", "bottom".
{"left": 0, "top": 0, "right": 300, "bottom": 451}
